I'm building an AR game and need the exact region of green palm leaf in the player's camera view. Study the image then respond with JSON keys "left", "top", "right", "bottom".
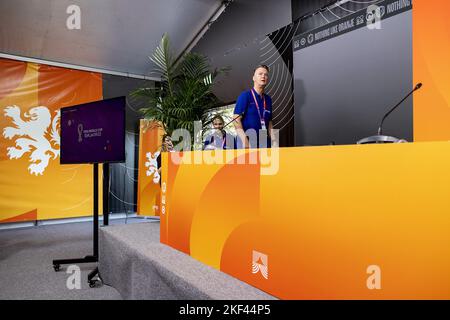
{"left": 131, "top": 34, "right": 229, "bottom": 148}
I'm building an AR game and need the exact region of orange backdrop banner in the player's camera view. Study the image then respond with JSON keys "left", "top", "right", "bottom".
{"left": 413, "top": 0, "right": 450, "bottom": 141}
{"left": 0, "top": 58, "right": 103, "bottom": 223}
{"left": 137, "top": 119, "right": 164, "bottom": 216}
{"left": 162, "top": 144, "right": 450, "bottom": 299}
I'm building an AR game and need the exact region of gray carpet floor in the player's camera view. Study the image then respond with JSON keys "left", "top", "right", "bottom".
{"left": 99, "top": 222, "right": 276, "bottom": 300}
{"left": 0, "top": 218, "right": 148, "bottom": 300}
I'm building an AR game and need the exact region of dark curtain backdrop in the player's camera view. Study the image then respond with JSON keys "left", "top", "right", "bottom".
{"left": 102, "top": 75, "right": 154, "bottom": 214}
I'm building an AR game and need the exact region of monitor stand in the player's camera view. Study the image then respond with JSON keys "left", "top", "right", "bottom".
{"left": 52, "top": 163, "right": 102, "bottom": 288}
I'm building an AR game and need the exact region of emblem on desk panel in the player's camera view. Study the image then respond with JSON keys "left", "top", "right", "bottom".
{"left": 145, "top": 151, "right": 160, "bottom": 184}
{"left": 252, "top": 250, "right": 268, "bottom": 280}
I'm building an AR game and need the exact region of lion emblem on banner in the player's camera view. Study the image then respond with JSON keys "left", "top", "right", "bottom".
{"left": 145, "top": 151, "right": 160, "bottom": 184}
{"left": 2, "top": 105, "right": 60, "bottom": 176}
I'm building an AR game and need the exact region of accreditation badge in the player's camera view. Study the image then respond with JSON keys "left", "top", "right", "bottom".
{"left": 260, "top": 120, "right": 267, "bottom": 130}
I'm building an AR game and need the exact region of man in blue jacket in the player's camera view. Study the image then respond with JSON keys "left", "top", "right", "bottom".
{"left": 233, "top": 64, "right": 275, "bottom": 148}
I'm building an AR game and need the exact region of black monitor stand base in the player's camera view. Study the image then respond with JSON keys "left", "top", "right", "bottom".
{"left": 52, "top": 163, "right": 103, "bottom": 288}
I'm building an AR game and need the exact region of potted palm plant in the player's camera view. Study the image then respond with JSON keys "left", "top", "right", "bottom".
{"left": 132, "top": 34, "right": 228, "bottom": 149}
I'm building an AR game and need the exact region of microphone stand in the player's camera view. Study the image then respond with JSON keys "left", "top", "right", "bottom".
{"left": 357, "top": 83, "right": 422, "bottom": 144}
{"left": 223, "top": 113, "right": 244, "bottom": 129}
{"left": 378, "top": 83, "right": 422, "bottom": 136}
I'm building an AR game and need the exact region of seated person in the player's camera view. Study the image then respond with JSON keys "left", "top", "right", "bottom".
{"left": 203, "top": 115, "right": 235, "bottom": 150}
{"left": 157, "top": 134, "right": 174, "bottom": 185}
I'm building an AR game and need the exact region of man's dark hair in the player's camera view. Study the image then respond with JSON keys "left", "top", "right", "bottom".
{"left": 254, "top": 64, "right": 270, "bottom": 73}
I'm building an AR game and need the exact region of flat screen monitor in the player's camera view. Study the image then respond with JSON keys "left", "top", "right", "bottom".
{"left": 60, "top": 96, "right": 126, "bottom": 164}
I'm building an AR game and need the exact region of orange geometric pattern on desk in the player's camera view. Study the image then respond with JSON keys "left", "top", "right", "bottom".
{"left": 162, "top": 144, "right": 450, "bottom": 299}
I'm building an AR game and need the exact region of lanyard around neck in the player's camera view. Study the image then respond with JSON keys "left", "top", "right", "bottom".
{"left": 250, "top": 88, "right": 266, "bottom": 121}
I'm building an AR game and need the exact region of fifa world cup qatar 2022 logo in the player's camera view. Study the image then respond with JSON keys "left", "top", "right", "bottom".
{"left": 77, "top": 123, "right": 83, "bottom": 142}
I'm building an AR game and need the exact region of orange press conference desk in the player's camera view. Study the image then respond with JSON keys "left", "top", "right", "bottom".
{"left": 159, "top": 142, "right": 450, "bottom": 299}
